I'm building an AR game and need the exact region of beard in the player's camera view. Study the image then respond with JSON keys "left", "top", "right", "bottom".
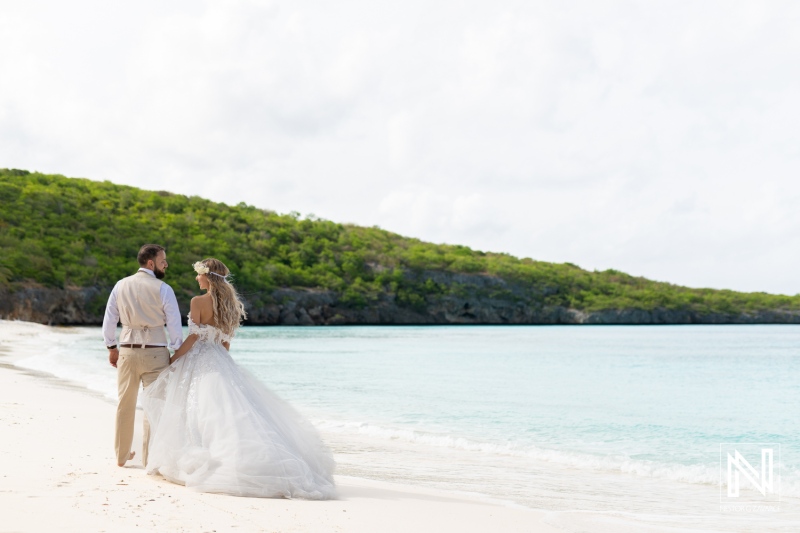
{"left": 153, "top": 266, "right": 166, "bottom": 279}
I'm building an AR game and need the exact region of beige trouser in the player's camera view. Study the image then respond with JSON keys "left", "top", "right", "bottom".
{"left": 115, "top": 346, "right": 170, "bottom": 467}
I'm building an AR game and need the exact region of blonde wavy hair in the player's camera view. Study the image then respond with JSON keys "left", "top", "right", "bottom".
{"left": 197, "top": 258, "right": 247, "bottom": 335}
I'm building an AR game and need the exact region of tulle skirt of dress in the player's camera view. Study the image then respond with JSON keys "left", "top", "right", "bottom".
{"left": 141, "top": 339, "right": 336, "bottom": 499}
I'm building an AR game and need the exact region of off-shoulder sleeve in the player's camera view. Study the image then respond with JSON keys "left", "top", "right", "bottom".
{"left": 187, "top": 315, "right": 233, "bottom": 344}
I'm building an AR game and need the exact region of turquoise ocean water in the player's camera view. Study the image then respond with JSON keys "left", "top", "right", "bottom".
{"left": 18, "top": 325, "right": 800, "bottom": 530}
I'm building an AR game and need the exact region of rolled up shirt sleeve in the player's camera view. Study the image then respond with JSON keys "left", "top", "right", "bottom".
{"left": 102, "top": 283, "right": 121, "bottom": 347}
{"left": 161, "top": 284, "right": 184, "bottom": 351}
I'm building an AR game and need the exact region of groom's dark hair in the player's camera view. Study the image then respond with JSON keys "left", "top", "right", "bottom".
{"left": 137, "top": 244, "right": 166, "bottom": 266}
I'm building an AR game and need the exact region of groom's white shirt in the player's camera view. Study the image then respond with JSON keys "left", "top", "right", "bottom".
{"left": 103, "top": 268, "right": 183, "bottom": 350}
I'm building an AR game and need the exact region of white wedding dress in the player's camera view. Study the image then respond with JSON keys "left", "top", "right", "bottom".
{"left": 141, "top": 317, "right": 336, "bottom": 499}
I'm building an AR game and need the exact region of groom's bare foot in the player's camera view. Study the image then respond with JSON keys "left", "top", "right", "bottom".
{"left": 118, "top": 451, "right": 135, "bottom": 467}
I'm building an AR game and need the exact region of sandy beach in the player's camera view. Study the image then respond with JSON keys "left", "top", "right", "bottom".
{"left": 0, "top": 320, "right": 562, "bottom": 533}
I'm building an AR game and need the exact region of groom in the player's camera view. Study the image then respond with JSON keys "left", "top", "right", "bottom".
{"left": 102, "top": 244, "right": 183, "bottom": 467}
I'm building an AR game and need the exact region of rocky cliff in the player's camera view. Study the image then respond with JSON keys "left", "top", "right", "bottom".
{"left": 3, "top": 272, "right": 800, "bottom": 326}
{"left": 0, "top": 284, "right": 109, "bottom": 325}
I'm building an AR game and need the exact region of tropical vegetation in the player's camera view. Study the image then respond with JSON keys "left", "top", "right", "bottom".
{"left": 1, "top": 168, "right": 797, "bottom": 319}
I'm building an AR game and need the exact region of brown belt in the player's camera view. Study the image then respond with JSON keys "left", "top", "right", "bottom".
{"left": 119, "top": 344, "right": 165, "bottom": 349}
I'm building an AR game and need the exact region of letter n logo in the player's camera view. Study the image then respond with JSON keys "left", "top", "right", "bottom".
{"left": 728, "top": 449, "right": 772, "bottom": 497}
{"left": 720, "top": 443, "right": 781, "bottom": 502}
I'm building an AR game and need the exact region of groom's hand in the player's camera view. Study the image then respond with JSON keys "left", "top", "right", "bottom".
{"left": 108, "top": 348, "right": 120, "bottom": 368}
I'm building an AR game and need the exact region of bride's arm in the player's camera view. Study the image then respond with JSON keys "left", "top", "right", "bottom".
{"left": 170, "top": 334, "right": 197, "bottom": 364}
{"left": 170, "top": 297, "right": 203, "bottom": 364}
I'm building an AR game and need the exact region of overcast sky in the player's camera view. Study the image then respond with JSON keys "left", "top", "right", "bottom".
{"left": 2, "top": 1, "right": 799, "bottom": 294}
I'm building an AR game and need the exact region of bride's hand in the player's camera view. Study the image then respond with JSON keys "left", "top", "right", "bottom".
{"left": 170, "top": 346, "right": 189, "bottom": 364}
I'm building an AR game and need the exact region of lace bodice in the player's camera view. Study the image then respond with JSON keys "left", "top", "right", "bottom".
{"left": 188, "top": 316, "right": 233, "bottom": 345}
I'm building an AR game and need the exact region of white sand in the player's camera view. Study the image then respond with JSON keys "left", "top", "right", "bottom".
{"left": 0, "top": 320, "right": 562, "bottom": 533}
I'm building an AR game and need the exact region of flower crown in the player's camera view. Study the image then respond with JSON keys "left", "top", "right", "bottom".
{"left": 193, "top": 261, "right": 210, "bottom": 275}
{"left": 193, "top": 261, "right": 229, "bottom": 281}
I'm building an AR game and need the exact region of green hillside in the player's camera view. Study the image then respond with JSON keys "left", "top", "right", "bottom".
{"left": 1, "top": 168, "right": 798, "bottom": 322}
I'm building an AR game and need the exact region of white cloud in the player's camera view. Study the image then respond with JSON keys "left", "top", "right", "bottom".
{"left": 2, "top": 0, "right": 800, "bottom": 293}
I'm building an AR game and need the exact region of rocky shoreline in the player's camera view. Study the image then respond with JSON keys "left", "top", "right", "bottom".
{"left": 3, "top": 282, "right": 800, "bottom": 326}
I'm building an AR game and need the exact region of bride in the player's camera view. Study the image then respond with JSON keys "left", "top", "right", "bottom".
{"left": 141, "top": 258, "right": 336, "bottom": 499}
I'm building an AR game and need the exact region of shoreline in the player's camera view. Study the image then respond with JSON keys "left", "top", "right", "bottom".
{"left": 0, "top": 320, "right": 561, "bottom": 533}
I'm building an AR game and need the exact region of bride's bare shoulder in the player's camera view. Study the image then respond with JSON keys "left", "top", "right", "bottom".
{"left": 191, "top": 294, "right": 213, "bottom": 307}
{"left": 190, "top": 294, "right": 214, "bottom": 323}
